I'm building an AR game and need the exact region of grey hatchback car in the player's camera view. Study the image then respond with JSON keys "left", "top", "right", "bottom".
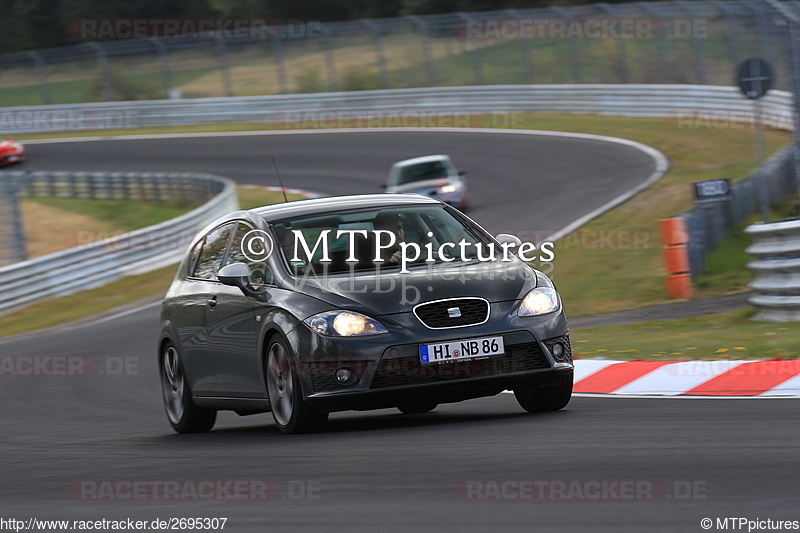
{"left": 159, "top": 194, "right": 572, "bottom": 434}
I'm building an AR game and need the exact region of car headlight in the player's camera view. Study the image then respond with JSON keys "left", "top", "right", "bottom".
{"left": 438, "top": 185, "right": 457, "bottom": 194}
{"left": 517, "top": 287, "right": 560, "bottom": 316}
{"left": 304, "top": 310, "right": 389, "bottom": 337}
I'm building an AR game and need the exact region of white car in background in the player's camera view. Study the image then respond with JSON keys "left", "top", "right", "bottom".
{"left": 386, "top": 154, "right": 469, "bottom": 210}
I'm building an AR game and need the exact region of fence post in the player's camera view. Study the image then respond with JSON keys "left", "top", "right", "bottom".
{"left": 271, "top": 29, "right": 287, "bottom": 94}
{"left": 406, "top": 15, "right": 437, "bottom": 87}
{"left": 711, "top": 0, "right": 740, "bottom": 65}
{"left": 149, "top": 38, "right": 173, "bottom": 98}
{"left": 85, "top": 41, "right": 113, "bottom": 102}
{"left": 215, "top": 37, "right": 234, "bottom": 97}
{"left": 504, "top": 9, "right": 534, "bottom": 84}
{"left": 361, "top": 19, "right": 389, "bottom": 90}
{"left": 598, "top": 3, "right": 629, "bottom": 83}
{"left": 550, "top": 7, "right": 582, "bottom": 83}
{"left": 676, "top": 1, "right": 707, "bottom": 85}
{"left": 26, "top": 51, "right": 51, "bottom": 105}
{"left": 320, "top": 26, "right": 339, "bottom": 92}
{"left": 456, "top": 13, "right": 484, "bottom": 85}
{"left": 638, "top": 2, "right": 671, "bottom": 83}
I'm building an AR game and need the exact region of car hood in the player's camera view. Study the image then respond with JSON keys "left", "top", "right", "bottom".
{"left": 388, "top": 178, "right": 451, "bottom": 194}
{"left": 287, "top": 260, "right": 537, "bottom": 315}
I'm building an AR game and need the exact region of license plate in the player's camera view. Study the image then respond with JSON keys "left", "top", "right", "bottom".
{"left": 419, "top": 336, "right": 504, "bottom": 364}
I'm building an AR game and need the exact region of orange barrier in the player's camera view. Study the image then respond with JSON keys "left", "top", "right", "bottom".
{"left": 659, "top": 217, "right": 693, "bottom": 299}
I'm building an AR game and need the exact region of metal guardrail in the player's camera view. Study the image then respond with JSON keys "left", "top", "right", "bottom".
{"left": 0, "top": 172, "right": 238, "bottom": 316}
{"left": 0, "top": 84, "right": 794, "bottom": 133}
{"left": 746, "top": 219, "right": 800, "bottom": 321}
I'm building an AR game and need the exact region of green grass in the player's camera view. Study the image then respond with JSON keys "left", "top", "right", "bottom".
{"left": 22, "top": 197, "right": 197, "bottom": 230}
{"left": 572, "top": 309, "right": 800, "bottom": 360}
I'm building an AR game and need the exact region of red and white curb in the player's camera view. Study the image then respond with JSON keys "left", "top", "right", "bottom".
{"left": 573, "top": 359, "right": 800, "bottom": 397}
{"left": 238, "top": 184, "right": 325, "bottom": 199}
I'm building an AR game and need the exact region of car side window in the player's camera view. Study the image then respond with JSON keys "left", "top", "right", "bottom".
{"left": 192, "top": 223, "right": 235, "bottom": 280}
{"left": 227, "top": 222, "right": 275, "bottom": 285}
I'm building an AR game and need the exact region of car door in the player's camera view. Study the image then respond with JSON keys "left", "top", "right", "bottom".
{"left": 206, "top": 221, "right": 269, "bottom": 398}
{"left": 177, "top": 222, "right": 236, "bottom": 396}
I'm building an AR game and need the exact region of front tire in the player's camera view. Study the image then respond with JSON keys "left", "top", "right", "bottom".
{"left": 265, "top": 336, "right": 328, "bottom": 434}
{"left": 514, "top": 373, "right": 573, "bottom": 413}
{"left": 160, "top": 343, "right": 217, "bottom": 433}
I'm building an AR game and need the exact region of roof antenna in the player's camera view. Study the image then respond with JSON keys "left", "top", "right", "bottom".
{"left": 271, "top": 156, "right": 289, "bottom": 204}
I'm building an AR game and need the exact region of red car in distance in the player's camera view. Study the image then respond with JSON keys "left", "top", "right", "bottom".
{"left": 0, "top": 138, "right": 24, "bottom": 166}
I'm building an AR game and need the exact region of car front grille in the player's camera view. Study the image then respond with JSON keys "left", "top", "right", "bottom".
{"left": 370, "top": 342, "right": 550, "bottom": 389}
{"left": 413, "top": 298, "right": 489, "bottom": 329}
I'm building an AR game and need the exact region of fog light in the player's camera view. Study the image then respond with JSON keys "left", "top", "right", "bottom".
{"left": 335, "top": 368, "right": 354, "bottom": 384}
{"left": 551, "top": 342, "right": 565, "bottom": 360}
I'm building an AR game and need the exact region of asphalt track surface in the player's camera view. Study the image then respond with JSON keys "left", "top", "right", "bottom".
{"left": 3, "top": 131, "right": 798, "bottom": 532}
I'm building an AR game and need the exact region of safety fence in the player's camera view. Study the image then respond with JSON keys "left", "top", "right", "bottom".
{"left": 746, "top": 218, "right": 800, "bottom": 321}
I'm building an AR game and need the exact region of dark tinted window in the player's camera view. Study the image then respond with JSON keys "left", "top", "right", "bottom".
{"left": 227, "top": 222, "right": 275, "bottom": 285}
{"left": 192, "top": 223, "right": 234, "bottom": 280}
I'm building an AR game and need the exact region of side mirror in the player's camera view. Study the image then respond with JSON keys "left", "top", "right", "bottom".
{"left": 218, "top": 262, "right": 257, "bottom": 297}
{"left": 495, "top": 233, "right": 522, "bottom": 247}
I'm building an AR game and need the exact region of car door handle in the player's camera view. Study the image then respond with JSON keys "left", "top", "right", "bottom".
{"left": 207, "top": 296, "right": 217, "bottom": 309}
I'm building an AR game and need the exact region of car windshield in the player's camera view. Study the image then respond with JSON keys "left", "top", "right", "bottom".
{"left": 270, "top": 206, "right": 484, "bottom": 276}
{"left": 394, "top": 161, "right": 450, "bottom": 185}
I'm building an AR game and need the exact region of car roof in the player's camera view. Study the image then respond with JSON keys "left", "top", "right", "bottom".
{"left": 390, "top": 154, "right": 451, "bottom": 168}
{"left": 252, "top": 193, "right": 442, "bottom": 222}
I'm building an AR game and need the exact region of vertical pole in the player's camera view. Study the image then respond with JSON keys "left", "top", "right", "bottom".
{"left": 86, "top": 42, "right": 113, "bottom": 102}
{"left": 505, "top": 9, "right": 534, "bottom": 84}
{"left": 272, "top": 29, "right": 287, "bottom": 94}
{"left": 362, "top": 19, "right": 389, "bottom": 90}
{"left": 677, "top": 1, "right": 707, "bottom": 85}
{"left": 457, "top": 13, "right": 484, "bottom": 85}
{"left": 320, "top": 26, "right": 339, "bottom": 92}
{"left": 150, "top": 38, "right": 173, "bottom": 98}
{"left": 215, "top": 37, "right": 234, "bottom": 97}
{"left": 638, "top": 2, "right": 671, "bottom": 83}
{"left": 550, "top": 7, "right": 582, "bottom": 83}
{"left": 755, "top": 98, "right": 770, "bottom": 221}
{"left": 406, "top": 15, "right": 437, "bottom": 87}
{"left": 27, "top": 51, "right": 51, "bottom": 105}
{"left": 598, "top": 3, "right": 629, "bottom": 83}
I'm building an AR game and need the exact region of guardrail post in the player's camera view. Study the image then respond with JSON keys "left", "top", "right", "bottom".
{"left": 406, "top": 15, "right": 437, "bottom": 87}
{"left": 550, "top": 7, "right": 582, "bottom": 83}
{"left": 361, "top": 19, "right": 389, "bottom": 90}
{"left": 85, "top": 42, "right": 113, "bottom": 102}
{"left": 598, "top": 3, "right": 629, "bottom": 83}
{"left": 504, "top": 9, "right": 534, "bottom": 84}
{"left": 26, "top": 51, "right": 51, "bottom": 105}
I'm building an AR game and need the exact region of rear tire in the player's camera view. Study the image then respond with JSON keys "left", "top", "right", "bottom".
{"left": 397, "top": 402, "right": 438, "bottom": 414}
{"left": 514, "top": 373, "right": 573, "bottom": 413}
{"left": 265, "top": 335, "right": 328, "bottom": 434}
{"left": 160, "top": 343, "right": 217, "bottom": 433}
